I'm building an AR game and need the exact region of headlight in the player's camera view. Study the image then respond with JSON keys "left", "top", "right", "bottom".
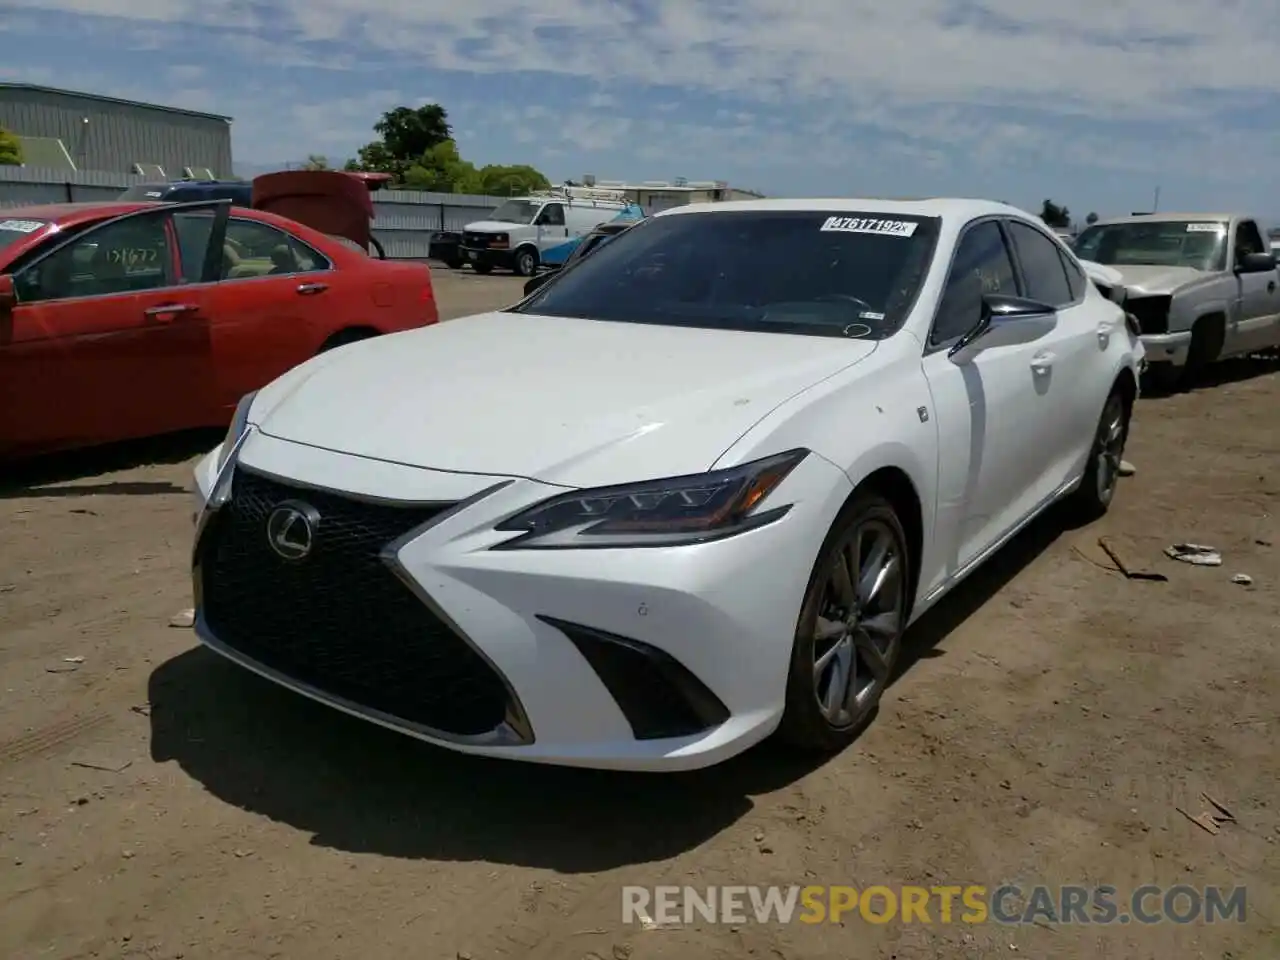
{"left": 493, "top": 449, "right": 808, "bottom": 549}
{"left": 215, "top": 390, "right": 258, "bottom": 474}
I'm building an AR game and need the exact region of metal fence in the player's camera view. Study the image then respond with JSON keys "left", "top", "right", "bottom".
{"left": 0, "top": 165, "right": 511, "bottom": 259}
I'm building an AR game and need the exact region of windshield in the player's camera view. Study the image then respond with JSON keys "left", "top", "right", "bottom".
{"left": 488, "top": 200, "right": 539, "bottom": 224}
{"left": 0, "top": 217, "right": 50, "bottom": 254}
{"left": 514, "top": 210, "right": 940, "bottom": 339}
{"left": 1073, "top": 221, "right": 1227, "bottom": 270}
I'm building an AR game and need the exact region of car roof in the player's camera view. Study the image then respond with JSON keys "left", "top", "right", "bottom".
{"left": 2, "top": 201, "right": 158, "bottom": 224}
{"left": 1092, "top": 212, "right": 1240, "bottom": 226}
{"left": 654, "top": 197, "right": 1031, "bottom": 223}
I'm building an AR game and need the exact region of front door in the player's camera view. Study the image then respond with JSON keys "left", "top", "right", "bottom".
{"left": 919, "top": 219, "right": 1055, "bottom": 583}
{"left": 534, "top": 202, "right": 568, "bottom": 256}
{"left": 1230, "top": 220, "right": 1280, "bottom": 354}
{"left": 0, "top": 203, "right": 227, "bottom": 455}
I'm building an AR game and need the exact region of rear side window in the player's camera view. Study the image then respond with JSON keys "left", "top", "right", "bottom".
{"left": 1058, "top": 248, "right": 1087, "bottom": 301}
{"left": 1006, "top": 221, "right": 1073, "bottom": 307}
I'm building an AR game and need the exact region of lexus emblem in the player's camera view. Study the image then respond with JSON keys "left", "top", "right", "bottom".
{"left": 265, "top": 500, "right": 320, "bottom": 560}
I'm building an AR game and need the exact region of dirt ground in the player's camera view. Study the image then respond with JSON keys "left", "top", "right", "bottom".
{"left": 2, "top": 271, "right": 1278, "bottom": 960}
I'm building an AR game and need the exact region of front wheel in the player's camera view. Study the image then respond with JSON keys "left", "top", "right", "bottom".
{"left": 513, "top": 247, "right": 539, "bottom": 277}
{"left": 777, "top": 492, "right": 910, "bottom": 753}
{"left": 1066, "top": 387, "right": 1130, "bottom": 521}
{"left": 472, "top": 262, "right": 493, "bottom": 275}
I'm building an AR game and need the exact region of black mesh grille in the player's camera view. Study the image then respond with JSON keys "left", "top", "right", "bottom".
{"left": 199, "top": 469, "right": 512, "bottom": 736}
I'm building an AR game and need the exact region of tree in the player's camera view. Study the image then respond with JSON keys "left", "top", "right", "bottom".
{"left": 345, "top": 103, "right": 550, "bottom": 194}
{"left": 1039, "top": 199, "right": 1071, "bottom": 229}
{"left": 348, "top": 104, "right": 453, "bottom": 181}
{"left": 302, "top": 154, "right": 330, "bottom": 171}
{"left": 0, "top": 127, "right": 22, "bottom": 166}
{"left": 1085, "top": 212, "right": 1099, "bottom": 225}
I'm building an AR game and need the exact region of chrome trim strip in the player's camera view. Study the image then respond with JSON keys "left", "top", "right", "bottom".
{"left": 190, "top": 446, "right": 534, "bottom": 747}
{"left": 233, "top": 461, "right": 461, "bottom": 507}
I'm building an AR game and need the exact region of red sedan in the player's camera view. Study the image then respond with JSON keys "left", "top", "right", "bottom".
{"left": 0, "top": 171, "right": 438, "bottom": 459}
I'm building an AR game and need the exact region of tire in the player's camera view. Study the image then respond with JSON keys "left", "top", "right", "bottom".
{"left": 1156, "top": 315, "right": 1225, "bottom": 392}
{"left": 1066, "top": 386, "right": 1131, "bottom": 521}
{"left": 318, "top": 328, "right": 377, "bottom": 354}
{"left": 513, "top": 247, "right": 539, "bottom": 277}
{"left": 473, "top": 262, "right": 493, "bottom": 276}
{"left": 777, "top": 491, "right": 910, "bottom": 753}
{"left": 443, "top": 256, "right": 463, "bottom": 269}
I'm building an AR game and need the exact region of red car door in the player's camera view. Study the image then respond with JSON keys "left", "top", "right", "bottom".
{"left": 174, "top": 214, "right": 344, "bottom": 415}
{"left": 0, "top": 203, "right": 230, "bottom": 457}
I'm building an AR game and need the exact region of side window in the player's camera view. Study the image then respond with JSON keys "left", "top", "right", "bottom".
{"left": 14, "top": 212, "right": 172, "bottom": 304}
{"left": 1058, "top": 248, "right": 1087, "bottom": 301}
{"left": 931, "top": 221, "right": 1017, "bottom": 344}
{"left": 1235, "top": 220, "right": 1265, "bottom": 258}
{"left": 1006, "top": 221, "right": 1073, "bottom": 306}
{"left": 537, "top": 203, "right": 565, "bottom": 226}
{"left": 221, "top": 219, "right": 326, "bottom": 279}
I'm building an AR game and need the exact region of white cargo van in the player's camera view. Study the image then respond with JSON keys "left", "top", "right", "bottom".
{"left": 459, "top": 186, "right": 634, "bottom": 276}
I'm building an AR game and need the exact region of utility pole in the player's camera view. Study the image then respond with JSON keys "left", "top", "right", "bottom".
{"left": 1152, "top": 186, "right": 1161, "bottom": 212}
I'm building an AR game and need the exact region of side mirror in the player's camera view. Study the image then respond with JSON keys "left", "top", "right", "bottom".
{"left": 523, "top": 272, "right": 551, "bottom": 297}
{"left": 0, "top": 274, "right": 15, "bottom": 317}
{"left": 1236, "top": 252, "right": 1277, "bottom": 274}
{"left": 948, "top": 294, "right": 1056, "bottom": 364}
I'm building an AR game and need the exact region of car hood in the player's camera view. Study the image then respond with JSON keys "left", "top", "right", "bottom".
{"left": 254, "top": 311, "right": 877, "bottom": 488}
{"left": 1102, "top": 264, "right": 1205, "bottom": 295}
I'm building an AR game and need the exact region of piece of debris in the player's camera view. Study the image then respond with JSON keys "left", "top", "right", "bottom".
{"left": 45, "top": 664, "right": 80, "bottom": 674}
{"left": 70, "top": 757, "right": 133, "bottom": 773}
{"left": 0, "top": 584, "right": 15, "bottom": 593}
{"left": 1176, "top": 793, "right": 1237, "bottom": 835}
{"left": 1165, "top": 543, "right": 1222, "bottom": 566}
{"left": 1098, "top": 537, "right": 1168, "bottom": 581}
{"left": 69, "top": 508, "right": 98, "bottom": 516}
{"left": 1118, "top": 460, "right": 1136, "bottom": 477}
{"left": 130, "top": 703, "right": 152, "bottom": 717}
{"left": 62, "top": 656, "right": 85, "bottom": 664}
{"left": 1230, "top": 573, "right": 1253, "bottom": 586}
{"left": 169, "top": 608, "right": 195, "bottom": 628}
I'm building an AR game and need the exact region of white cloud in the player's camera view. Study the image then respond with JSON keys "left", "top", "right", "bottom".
{"left": 3, "top": 0, "right": 1279, "bottom": 191}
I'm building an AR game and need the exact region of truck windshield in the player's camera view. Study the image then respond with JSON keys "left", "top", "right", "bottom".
{"left": 513, "top": 210, "right": 940, "bottom": 340}
{"left": 488, "top": 200, "right": 538, "bottom": 224}
{"left": 1074, "top": 221, "right": 1227, "bottom": 271}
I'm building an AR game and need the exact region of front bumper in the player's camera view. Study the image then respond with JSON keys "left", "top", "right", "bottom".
{"left": 190, "top": 431, "right": 851, "bottom": 771}
{"left": 460, "top": 245, "right": 514, "bottom": 270}
{"left": 1139, "top": 330, "right": 1192, "bottom": 367}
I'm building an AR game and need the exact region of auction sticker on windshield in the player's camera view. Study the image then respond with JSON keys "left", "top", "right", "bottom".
{"left": 0, "top": 219, "right": 45, "bottom": 233}
{"left": 820, "top": 217, "right": 918, "bottom": 237}
{"left": 1186, "top": 223, "right": 1225, "bottom": 233}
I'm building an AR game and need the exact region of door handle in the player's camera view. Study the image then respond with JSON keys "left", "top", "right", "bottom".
{"left": 296, "top": 282, "right": 328, "bottom": 295}
{"left": 1268, "top": 280, "right": 1275, "bottom": 293}
{"left": 144, "top": 303, "right": 198, "bottom": 320}
{"left": 1030, "top": 350, "right": 1055, "bottom": 373}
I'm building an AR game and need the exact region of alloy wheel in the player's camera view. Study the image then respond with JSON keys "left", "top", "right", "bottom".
{"left": 811, "top": 517, "right": 906, "bottom": 727}
{"left": 1095, "top": 393, "right": 1127, "bottom": 503}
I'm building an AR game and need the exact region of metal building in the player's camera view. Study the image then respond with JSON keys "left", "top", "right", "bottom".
{"left": 0, "top": 82, "right": 232, "bottom": 178}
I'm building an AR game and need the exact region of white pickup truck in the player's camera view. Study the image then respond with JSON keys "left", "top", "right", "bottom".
{"left": 1073, "top": 213, "right": 1280, "bottom": 389}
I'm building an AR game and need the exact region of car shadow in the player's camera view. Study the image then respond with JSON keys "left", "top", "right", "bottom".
{"left": 0, "top": 429, "right": 221, "bottom": 499}
{"left": 145, "top": 505, "right": 1075, "bottom": 871}
{"left": 1139, "top": 353, "right": 1280, "bottom": 399}
{"left": 894, "top": 502, "right": 1078, "bottom": 676}
{"left": 147, "top": 646, "right": 828, "bottom": 872}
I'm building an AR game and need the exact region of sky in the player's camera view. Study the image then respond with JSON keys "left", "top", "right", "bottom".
{"left": 2, "top": 0, "right": 1279, "bottom": 222}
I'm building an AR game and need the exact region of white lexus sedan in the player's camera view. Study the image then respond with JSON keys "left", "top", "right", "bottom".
{"left": 191, "top": 198, "right": 1143, "bottom": 772}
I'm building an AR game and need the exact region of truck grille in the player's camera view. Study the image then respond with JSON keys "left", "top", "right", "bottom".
{"left": 463, "top": 232, "right": 491, "bottom": 247}
{"left": 198, "top": 469, "right": 513, "bottom": 737}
